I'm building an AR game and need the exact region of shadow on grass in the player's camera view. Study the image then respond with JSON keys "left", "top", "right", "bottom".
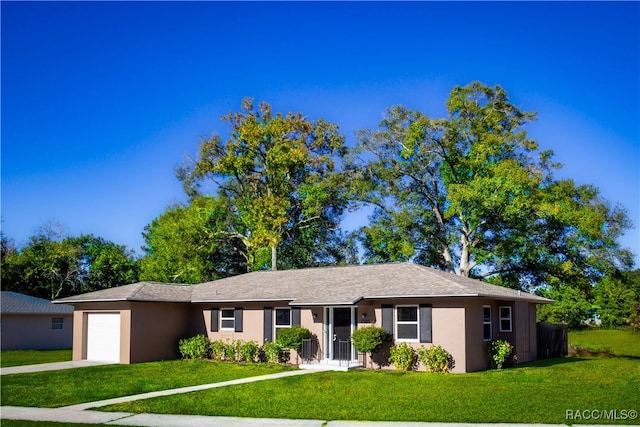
{"left": 517, "top": 356, "right": 592, "bottom": 368}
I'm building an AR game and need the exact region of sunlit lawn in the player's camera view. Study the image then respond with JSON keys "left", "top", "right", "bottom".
{"left": 2, "top": 355, "right": 638, "bottom": 424}
{"left": 569, "top": 328, "right": 640, "bottom": 357}
{"left": 1, "top": 360, "right": 293, "bottom": 408}
{"left": 1, "top": 349, "right": 72, "bottom": 368}
{"left": 101, "top": 358, "right": 640, "bottom": 425}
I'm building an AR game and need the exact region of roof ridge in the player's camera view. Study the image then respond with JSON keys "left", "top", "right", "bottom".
{"left": 127, "top": 282, "right": 147, "bottom": 300}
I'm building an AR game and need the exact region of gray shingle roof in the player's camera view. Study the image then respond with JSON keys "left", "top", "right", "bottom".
{"left": 54, "top": 282, "right": 194, "bottom": 304}
{"left": 192, "top": 262, "right": 551, "bottom": 305}
{"left": 54, "top": 263, "right": 551, "bottom": 305}
{"left": 2, "top": 291, "right": 74, "bottom": 314}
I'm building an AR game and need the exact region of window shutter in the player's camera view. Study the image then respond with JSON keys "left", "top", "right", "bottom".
{"left": 263, "top": 307, "right": 273, "bottom": 342}
{"left": 234, "top": 307, "right": 243, "bottom": 332}
{"left": 292, "top": 307, "right": 301, "bottom": 326}
{"left": 382, "top": 304, "right": 393, "bottom": 339}
{"left": 419, "top": 304, "right": 432, "bottom": 343}
{"left": 211, "top": 308, "right": 219, "bottom": 332}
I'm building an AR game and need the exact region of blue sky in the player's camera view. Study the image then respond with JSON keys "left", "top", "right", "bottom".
{"left": 2, "top": 1, "right": 639, "bottom": 267}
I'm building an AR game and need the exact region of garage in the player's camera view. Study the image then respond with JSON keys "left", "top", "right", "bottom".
{"left": 86, "top": 312, "right": 120, "bottom": 362}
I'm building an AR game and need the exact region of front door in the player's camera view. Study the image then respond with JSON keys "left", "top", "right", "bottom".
{"left": 332, "top": 307, "right": 352, "bottom": 360}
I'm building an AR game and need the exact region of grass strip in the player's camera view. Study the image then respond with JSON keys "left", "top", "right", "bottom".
{"left": 1, "top": 349, "right": 72, "bottom": 368}
{"left": 568, "top": 329, "right": 640, "bottom": 357}
{"left": 1, "top": 360, "right": 293, "bottom": 408}
{"left": 102, "top": 358, "right": 640, "bottom": 425}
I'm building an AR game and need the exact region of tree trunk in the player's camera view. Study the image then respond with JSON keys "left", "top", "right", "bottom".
{"left": 459, "top": 231, "right": 471, "bottom": 277}
{"left": 271, "top": 245, "right": 277, "bottom": 271}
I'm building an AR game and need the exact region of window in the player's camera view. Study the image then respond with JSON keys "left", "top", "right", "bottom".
{"left": 499, "top": 306, "right": 512, "bottom": 332}
{"left": 483, "top": 306, "right": 492, "bottom": 341}
{"left": 220, "top": 309, "right": 235, "bottom": 330}
{"left": 274, "top": 308, "right": 291, "bottom": 339}
{"left": 396, "top": 305, "right": 418, "bottom": 341}
{"left": 52, "top": 317, "right": 64, "bottom": 330}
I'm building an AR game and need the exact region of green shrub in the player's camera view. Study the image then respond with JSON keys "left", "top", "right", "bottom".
{"left": 276, "top": 326, "right": 312, "bottom": 352}
{"left": 210, "top": 340, "right": 226, "bottom": 361}
{"left": 178, "top": 334, "right": 210, "bottom": 360}
{"left": 418, "top": 345, "right": 453, "bottom": 372}
{"left": 240, "top": 340, "right": 260, "bottom": 362}
{"left": 262, "top": 340, "right": 283, "bottom": 364}
{"left": 389, "top": 342, "right": 415, "bottom": 371}
{"left": 351, "top": 326, "right": 387, "bottom": 368}
{"left": 488, "top": 339, "right": 513, "bottom": 369}
{"left": 223, "top": 340, "right": 236, "bottom": 361}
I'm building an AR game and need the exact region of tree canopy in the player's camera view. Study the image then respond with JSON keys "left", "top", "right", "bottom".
{"left": 346, "top": 82, "right": 633, "bottom": 290}
{"left": 140, "top": 196, "right": 246, "bottom": 283}
{"left": 1, "top": 225, "right": 139, "bottom": 300}
{"left": 2, "top": 83, "right": 636, "bottom": 327}
{"left": 178, "top": 98, "right": 352, "bottom": 271}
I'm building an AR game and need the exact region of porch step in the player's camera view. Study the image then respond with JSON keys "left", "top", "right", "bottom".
{"left": 299, "top": 361, "right": 363, "bottom": 372}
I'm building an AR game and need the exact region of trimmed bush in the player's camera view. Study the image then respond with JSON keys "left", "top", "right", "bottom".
{"left": 418, "top": 345, "right": 453, "bottom": 373}
{"left": 223, "top": 340, "right": 236, "bottom": 361}
{"left": 262, "top": 340, "right": 283, "bottom": 364}
{"left": 276, "top": 326, "right": 312, "bottom": 351}
{"left": 351, "top": 326, "right": 387, "bottom": 368}
{"left": 240, "top": 340, "right": 260, "bottom": 362}
{"left": 211, "top": 340, "right": 227, "bottom": 361}
{"left": 389, "top": 342, "right": 415, "bottom": 371}
{"left": 178, "top": 334, "right": 210, "bottom": 360}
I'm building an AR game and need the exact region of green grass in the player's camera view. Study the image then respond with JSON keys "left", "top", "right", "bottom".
{"left": 0, "top": 360, "right": 294, "bottom": 408}
{"left": 1, "top": 349, "right": 72, "bottom": 368}
{"left": 569, "top": 329, "right": 640, "bottom": 357}
{"left": 101, "top": 358, "right": 640, "bottom": 425}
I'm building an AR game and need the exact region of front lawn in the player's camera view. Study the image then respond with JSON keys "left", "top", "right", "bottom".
{"left": 102, "top": 358, "right": 640, "bottom": 424}
{"left": 568, "top": 328, "right": 640, "bottom": 357}
{"left": 0, "top": 360, "right": 293, "bottom": 408}
{"left": 1, "top": 349, "right": 72, "bottom": 368}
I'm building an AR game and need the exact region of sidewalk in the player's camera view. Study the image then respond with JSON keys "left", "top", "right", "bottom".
{"left": 0, "top": 406, "right": 571, "bottom": 427}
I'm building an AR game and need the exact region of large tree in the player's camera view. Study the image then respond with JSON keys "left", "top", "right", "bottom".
{"left": 178, "top": 98, "right": 350, "bottom": 271}
{"left": 1, "top": 225, "right": 139, "bottom": 299}
{"left": 140, "top": 196, "right": 246, "bottom": 283}
{"left": 347, "top": 82, "right": 633, "bottom": 290}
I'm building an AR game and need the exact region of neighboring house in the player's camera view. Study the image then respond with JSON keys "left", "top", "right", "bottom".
{"left": 55, "top": 262, "right": 552, "bottom": 372}
{"left": 1, "top": 291, "right": 74, "bottom": 350}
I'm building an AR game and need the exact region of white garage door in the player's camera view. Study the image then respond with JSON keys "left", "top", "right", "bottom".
{"left": 86, "top": 313, "right": 121, "bottom": 362}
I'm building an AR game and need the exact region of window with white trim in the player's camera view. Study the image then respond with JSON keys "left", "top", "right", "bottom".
{"left": 483, "top": 306, "right": 492, "bottom": 341}
{"left": 274, "top": 308, "right": 291, "bottom": 339}
{"left": 499, "top": 306, "right": 512, "bottom": 332}
{"left": 220, "top": 309, "right": 235, "bottom": 330}
{"left": 52, "top": 317, "right": 64, "bottom": 330}
{"left": 396, "top": 305, "right": 419, "bottom": 341}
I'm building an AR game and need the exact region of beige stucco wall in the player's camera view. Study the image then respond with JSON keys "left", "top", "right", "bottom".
{"left": 201, "top": 303, "right": 265, "bottom": 343}
{"left": 1, "top": 314, "right": 73, "bottom": 350}
{"left": 72, "top": 301, "right": 192, "bottom": 364}
{"left": 464, "top": 299, "right": 483, "bottom": 372}
{"left": 71, "top": 302, "right": 132, "bottom": 363}
{"left": 129, "top": 302, "right": 192, "bottom": 363}
{"left": 69, "top": 296, "right": 541, "bottom": 368}
{"left": 433, "top": 301, "right": 467, "bottom": 373}
{"left": 358, "top": 299, "right": 468, "bottom": 373}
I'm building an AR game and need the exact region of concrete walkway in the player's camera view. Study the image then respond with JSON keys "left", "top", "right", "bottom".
{"left": 1, "top": 360, "right": 116, "bottom": 375}
{"left": 0, "top": 361, "right": 572, "bottom": 427}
